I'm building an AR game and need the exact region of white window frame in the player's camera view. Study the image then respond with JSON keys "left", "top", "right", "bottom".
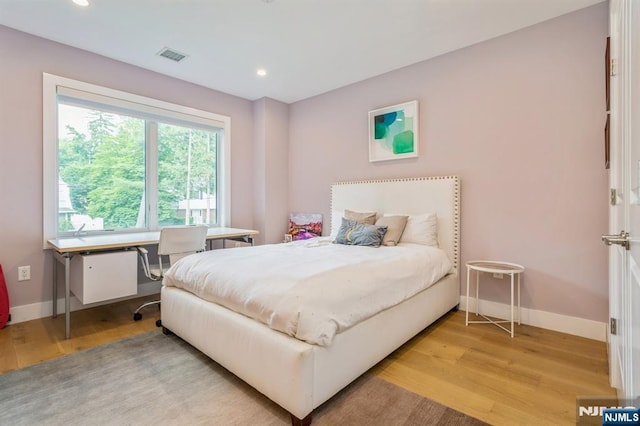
{"left": 43, "top": 73, "right": 231, "bottom": 247}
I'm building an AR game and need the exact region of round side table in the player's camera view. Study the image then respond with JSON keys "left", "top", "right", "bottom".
{"left": 465, "top": 260, "right": 525, "bottom": 338}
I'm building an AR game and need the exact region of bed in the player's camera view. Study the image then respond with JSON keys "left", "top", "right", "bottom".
{"left": 160, "top": 176, "right": 460, "bottom": 425}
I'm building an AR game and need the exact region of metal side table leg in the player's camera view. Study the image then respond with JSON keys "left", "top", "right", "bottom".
{"left": 518, "top": 273, "right": 521, "bottom": 325}
{"left": 475, "top": 270, "right": 480, "bottom": 316}
{"left": 510, "top": 272, "right": 515, "bottom": 338}
{"left": 465, "top": 265, "right": 470, "bottom": 326}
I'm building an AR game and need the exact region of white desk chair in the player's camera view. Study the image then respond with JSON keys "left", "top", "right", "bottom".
{"left": 133, "top": 225, "right": 208, "bottom": 322}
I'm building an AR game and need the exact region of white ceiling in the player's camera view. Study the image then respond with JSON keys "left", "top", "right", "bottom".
{"left": 0, "top": 0, "right": 604, "bottom": 103}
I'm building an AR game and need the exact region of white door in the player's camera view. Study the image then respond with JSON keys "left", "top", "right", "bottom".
{"left": 604, "top": 0, "right": 639, "bottom": 401}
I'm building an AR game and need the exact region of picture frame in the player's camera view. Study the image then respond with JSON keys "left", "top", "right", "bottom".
{"left": 368, "top": 100, "right": 418, "bottom": 162}
{"left": 287, "top": 213, "right": 322, "bottom": 241}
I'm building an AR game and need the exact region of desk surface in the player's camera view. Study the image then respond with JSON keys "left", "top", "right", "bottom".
{"left": 47, "top": 227, "right": 258, "bottom": 253}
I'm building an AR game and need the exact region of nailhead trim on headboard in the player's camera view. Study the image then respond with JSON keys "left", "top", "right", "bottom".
{"left": 330, "top": 176, "right": 460, "bottom": 271}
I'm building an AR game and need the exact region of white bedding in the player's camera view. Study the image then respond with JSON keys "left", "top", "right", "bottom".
{"left": 162, "top": 237, "right": 452, "bottom": 346}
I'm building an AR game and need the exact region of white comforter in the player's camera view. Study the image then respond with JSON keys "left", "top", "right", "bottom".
{"left": 163, "top": 237, "right": 452, "bottom": 346}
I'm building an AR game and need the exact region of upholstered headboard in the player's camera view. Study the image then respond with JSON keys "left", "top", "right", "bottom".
{"left": 330, "top": 176, "right": 460, "bottom": 273}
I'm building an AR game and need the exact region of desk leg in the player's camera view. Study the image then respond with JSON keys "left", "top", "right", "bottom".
{"left": 52, "top": 254, "right": 58, "bottom": 318}
{"left": 249, "top": 235, "right": 254, "bottom": 246}
{"left": 64, "top": 254, "right": 71, "bottom": 339}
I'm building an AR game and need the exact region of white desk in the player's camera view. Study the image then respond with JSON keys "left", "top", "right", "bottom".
{"left": 48, "top": 227, "right": 258, "bottom": 339}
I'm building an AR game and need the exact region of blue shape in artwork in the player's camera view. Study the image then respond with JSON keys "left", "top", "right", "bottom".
{"left": 382, "top": 112, "right": 397, "bottom": 126}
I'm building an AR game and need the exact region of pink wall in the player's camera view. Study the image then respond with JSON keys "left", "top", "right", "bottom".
{"left": 253, "top": 98, "right": 290, "bottom": 245}
{"left": 0, "top": 3, "right": 610, "bottom": 324}
{"left": 288, "top": 4, "right": 609, "bottom": 321}
{"left": 0, "top": 25, "right": 255, "bottom": 308}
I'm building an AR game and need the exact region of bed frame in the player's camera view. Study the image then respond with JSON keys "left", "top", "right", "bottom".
{"left": 161, "top": 176, "right": 460, "bottom": 425}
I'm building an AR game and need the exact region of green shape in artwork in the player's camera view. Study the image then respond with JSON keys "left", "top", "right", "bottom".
{"left": 374, "top": 112, "right": 398, "bottom": 140}
{"left": 374, "top": 122, "right": 388, "bottom": 139}
{"left": 393, "top": 130, "right": 414, "bottom": 154}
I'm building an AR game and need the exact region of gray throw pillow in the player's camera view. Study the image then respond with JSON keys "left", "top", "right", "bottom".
{"left": 334, "top": 217, "right": 388, "bottom": 247}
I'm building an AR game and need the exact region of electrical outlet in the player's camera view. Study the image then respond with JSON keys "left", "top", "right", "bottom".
{"left": 493, "top": 273, "right": 503, "bottom": 279}
{"left": 18, "top": 265, "right": 31, "bottom": 281}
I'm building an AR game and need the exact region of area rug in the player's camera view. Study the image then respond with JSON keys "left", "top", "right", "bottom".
{"left": 0, "top": 331, "right": 486, "bottom": 425}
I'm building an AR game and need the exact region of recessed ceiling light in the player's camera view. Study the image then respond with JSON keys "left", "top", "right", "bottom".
{"left": 256, "top": 69, "right": 267, "bottom": 77}
{"left": 72, "top": 0, "right": 89, "bottom": 6}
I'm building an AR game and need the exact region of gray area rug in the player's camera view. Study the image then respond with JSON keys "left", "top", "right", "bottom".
{"left": 0, "top": 332, "right": 486, "bottom": 425}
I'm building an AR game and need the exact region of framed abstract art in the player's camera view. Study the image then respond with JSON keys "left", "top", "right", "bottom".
{"left": 368, "top": 100, "right": 418, "bottom": 162}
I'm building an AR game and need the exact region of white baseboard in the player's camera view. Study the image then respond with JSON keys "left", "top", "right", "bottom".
{"left": 6, "top": 288, "right": 607, "bottom": 342}
{"left": 6, "top": 281, "right": 162, "bottom": 325}
{"left": 459, "top": 296, "right": 607, "bottom": 342}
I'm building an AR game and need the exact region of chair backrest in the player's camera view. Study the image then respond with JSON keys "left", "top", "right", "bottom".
{"left": 157, "top": 225, "right": 208, "bottom": 265}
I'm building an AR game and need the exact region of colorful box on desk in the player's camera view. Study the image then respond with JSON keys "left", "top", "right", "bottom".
{"left": 70, "top": 250, "right": 137, "bottom": 304}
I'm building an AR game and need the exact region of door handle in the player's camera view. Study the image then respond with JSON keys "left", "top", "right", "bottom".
{"left": 602, "top": 230, "right": 630, "bottom": 250}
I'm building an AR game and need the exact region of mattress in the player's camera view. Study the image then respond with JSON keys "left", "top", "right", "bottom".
{"left": 162, "top": 237, "right": 452, "bottom": 345}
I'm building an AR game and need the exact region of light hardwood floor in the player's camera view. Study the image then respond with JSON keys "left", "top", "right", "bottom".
{"left": 372, "top": 310, "right": 616, "bottom": 425}
{"left": 0, "top": 298, "right": 615, "bottom": 425}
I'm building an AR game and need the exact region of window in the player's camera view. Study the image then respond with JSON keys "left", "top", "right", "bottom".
{"left": 43, "top": 74, "right": 230, "bottom": 244}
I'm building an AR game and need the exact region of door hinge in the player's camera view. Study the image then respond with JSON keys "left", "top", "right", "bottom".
{"left": 611, "top": 188, "right": 617, "bottom": 205}
{"left": 610, "top": 317, "right": 617, "bottom": 335}
{"left": 611, "top": 59, "right": 618, "bottom": 77}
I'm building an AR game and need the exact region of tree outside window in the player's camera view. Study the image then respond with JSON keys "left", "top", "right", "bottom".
{"left": 58, "top": 104, "right": 218, "bottom": 234}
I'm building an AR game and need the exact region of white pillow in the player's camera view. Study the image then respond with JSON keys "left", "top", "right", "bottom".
{"left": 330, "top": 210, "right": 343, "bottom": 238}
{"left": 398, "top": 213, "right": 438, "bottom": 246}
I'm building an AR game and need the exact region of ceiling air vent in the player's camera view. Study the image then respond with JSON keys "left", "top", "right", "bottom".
{"left": 157, "top": 47, "right": 188, "bottom": 62}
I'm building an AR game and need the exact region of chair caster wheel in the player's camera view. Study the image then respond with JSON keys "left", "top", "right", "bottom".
{"left": 156, "top": 319, "right": 162, "bottom": 327}
{"left": 133, "top": 312, "right": 142, "bottom": 321}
